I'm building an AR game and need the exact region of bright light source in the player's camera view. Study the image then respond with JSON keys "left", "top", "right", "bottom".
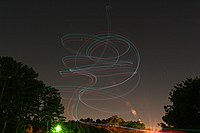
{"left": 51, "top": 124, "right": 62, "bottom": 133}
{"left": 131, "top": 109, "right": 137, "bottom": 116}
{"left": 55, "top": 125, "right": 61, "bottom": 132}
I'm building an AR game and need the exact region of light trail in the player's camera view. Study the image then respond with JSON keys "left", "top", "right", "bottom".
{"left": 56, "top": 4, "right": 140, "bottom": 121}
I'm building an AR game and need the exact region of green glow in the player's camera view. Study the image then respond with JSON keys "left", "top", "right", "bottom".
{"left": 55, "top": 125, "right": 61, "bottom": 132}
{"left": 51, "top": 124, "right": 62, "bottom": 133}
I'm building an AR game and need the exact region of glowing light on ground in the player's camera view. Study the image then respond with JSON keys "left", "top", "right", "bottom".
{"left": 51, "top": 124, "right": 62, "bottom": 133}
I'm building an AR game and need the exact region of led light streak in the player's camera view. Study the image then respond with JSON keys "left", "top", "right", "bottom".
{"left": 56, "top": 5, "right": 140, "bottom": 121}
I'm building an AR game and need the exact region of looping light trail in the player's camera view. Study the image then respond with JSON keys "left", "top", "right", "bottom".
{"left": 56, "top": 5, "right": 140, "bottom": 120}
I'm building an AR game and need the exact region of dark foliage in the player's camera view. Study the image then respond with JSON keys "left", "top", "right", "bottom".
{"left": 62, "top": 121, "right": 110, "bottom": 133}
{"left": 0, "top": 57, "right": 64, "bottom": 133}
{"left": 160, "top": 77, "right": 200, "bottom": 129}
{"left": 80, "top": 115, "right": 145, "bottom": 129}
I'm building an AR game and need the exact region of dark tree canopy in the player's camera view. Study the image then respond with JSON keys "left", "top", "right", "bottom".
{"left": 161, "top": 77, "right": 200, "bottom": 129}
{"left": 0, "top": 57, "right": 64, "bottom": 133}
{"left": 80, "top": 115, "right": 145, "bottom": 130}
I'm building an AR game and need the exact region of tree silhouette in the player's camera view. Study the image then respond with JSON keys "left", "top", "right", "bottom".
{"left": 106, "top": 115, "right": 125, "bottom": 126}
{"left": 161, "top": 77, "right": 200, "bottom": 129}
{"left": 0, "top": 57, "right": 64, "bottom": 133}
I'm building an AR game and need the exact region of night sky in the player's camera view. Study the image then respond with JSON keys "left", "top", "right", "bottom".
{"left": 1, "top": 0, "right": 200, "bottom": 128}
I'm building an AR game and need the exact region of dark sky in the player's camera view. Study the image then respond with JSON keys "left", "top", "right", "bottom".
{"left": 1, "top": 0, "right": 200, "bottom": 128}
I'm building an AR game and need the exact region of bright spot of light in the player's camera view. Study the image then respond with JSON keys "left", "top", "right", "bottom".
{"left": 55, "top": 125, "right": 61, "bottom": 132}
{"left": 131, "top": 109, "right": 137, "bottom": 116}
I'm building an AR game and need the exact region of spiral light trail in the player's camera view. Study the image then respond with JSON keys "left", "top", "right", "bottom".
{"left": 57, "top": 5, "right": 140, "bottom": 120}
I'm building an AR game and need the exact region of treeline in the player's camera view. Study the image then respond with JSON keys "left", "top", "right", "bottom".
{"left": 0, "top": 57, "right": 64, "bottom": 133}
{"left": 54, "top": 116, "right": 145, "bottom": 133}
{"left": 2, "top": 56, "right": 200, "bottom": 132}
{"left": 56, "top": 121, "right": 111, "bottom": 133}
{"left": 80, "top": 115, "right": 145, "bottom": 129}
{"left": 160, "top": 77, "right": 200, "bottom": 131}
